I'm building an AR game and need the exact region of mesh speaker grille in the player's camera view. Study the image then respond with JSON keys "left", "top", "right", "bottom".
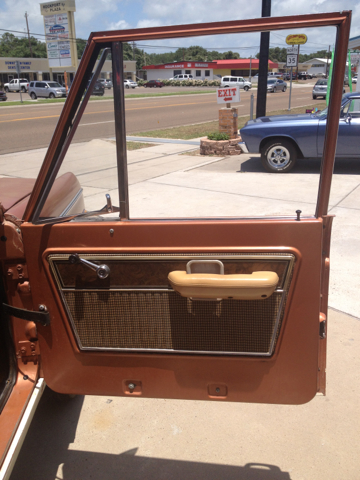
{"left": 63, "top": 290, "right": 283, "bottom": 354}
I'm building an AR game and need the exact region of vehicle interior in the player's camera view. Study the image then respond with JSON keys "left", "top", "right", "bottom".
{"left": 0, "top": 10, "right": 352, "bottom": 476}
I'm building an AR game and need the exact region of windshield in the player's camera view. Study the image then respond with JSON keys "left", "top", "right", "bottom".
{"left": 47, "top": 82, "right": 62, "bottom": 88}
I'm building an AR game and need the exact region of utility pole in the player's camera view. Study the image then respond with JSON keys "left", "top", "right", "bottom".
{"left": 256, "top": 0, "right": 271, "bottom": 118}
{"left": 249, "top": 56, "right": 252, "bottom": 81}
{"left": 24, "top": 12, "right": 34, "bottom": 81}
{"left": 326, "top": 45, "right": 331, "bottom": 78}
{"left": 24, "top": 12, "right": 33, "bottom": 57}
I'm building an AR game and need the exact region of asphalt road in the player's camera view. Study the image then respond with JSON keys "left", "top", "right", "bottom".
{"left": 0, "top": 84, "right": 326, "bottom": 154}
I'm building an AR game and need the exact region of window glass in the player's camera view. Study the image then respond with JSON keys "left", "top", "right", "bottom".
{"left": 185, "top": 70, "right": 191, "bottom": 74}
{"left": 196, "top": 70, "right": 201, "bottom": 77}
{"left": 230, "top": 78, "right": 237, "bottom": 82}
{"left": 174, "top": 70, "right": 182, "bottom": 76}
{"left": 205, "top": 70, "right": 210, "bottom": 77}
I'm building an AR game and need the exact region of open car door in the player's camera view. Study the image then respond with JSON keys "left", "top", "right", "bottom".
{"left": 0, "top": 11, "right": 352, "bottom": 474}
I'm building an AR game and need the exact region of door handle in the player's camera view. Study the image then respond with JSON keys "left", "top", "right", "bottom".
{"left": 168, "top": 271, "right": 279, "bottom": 300}
{"left": 69, "top": 254, "right": 110, "bottom": 279}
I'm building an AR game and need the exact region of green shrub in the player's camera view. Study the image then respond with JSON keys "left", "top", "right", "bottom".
{"left": 207, "top": 132, "right": 230, "bottom": 141}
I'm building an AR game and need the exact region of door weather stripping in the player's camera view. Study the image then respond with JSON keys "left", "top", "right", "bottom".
{"left": 2, "top": 304, "right": 50, "bottom": 326}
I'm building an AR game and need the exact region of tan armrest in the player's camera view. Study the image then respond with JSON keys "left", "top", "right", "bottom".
{"left": 168, "top": 271, "right": 279, "bottom": 300}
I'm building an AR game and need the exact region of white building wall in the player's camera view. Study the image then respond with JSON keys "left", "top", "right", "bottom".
{"left": 147, "top": 68, "right": 214, "bottom": 81}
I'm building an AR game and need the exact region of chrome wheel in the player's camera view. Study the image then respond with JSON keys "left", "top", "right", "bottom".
{"left": 266, "top": 145, "right": 291, "bottom": 169}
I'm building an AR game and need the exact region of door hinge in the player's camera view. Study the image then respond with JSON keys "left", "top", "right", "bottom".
{"left": 17, "top": 339, "right": 40, "bottom": 365}
{"left": 2, "top": 303, "right": 50, "bottom": 326}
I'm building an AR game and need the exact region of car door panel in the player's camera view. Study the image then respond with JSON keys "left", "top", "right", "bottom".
{"left": 21, "top": 218, "right": 323, "bottom": 405}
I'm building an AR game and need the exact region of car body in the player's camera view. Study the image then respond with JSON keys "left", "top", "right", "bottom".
{"left": 298, "top": 72, "right": 313, "bottom": 80}
{"left": 0, "top": 90, "right": 7, "bottom": 101}
{"left": 87, "top": 80, "right": 105, "bottom": 95}
{"left": 98, "top": 78, "right": 113, "bottom": 89}
{"left": 28, "top": 81, "right": 67, "bottom": 99}
{"left": 4, "top": 78, "right": 29, "bottom": 92}
{"left": 169, "top": 74, "right": 193, "bottom": 80}
{"left": 268, "top": 72, "right": 283, "bottom": 78}
{"left": 312, "top": 79, "right": 345, "bottom": 99}
{"left": 124, "top": 79, "right": 138, "bottom": 89}
{"left": 0, "top": 11, "right": 350, "bottom": 479}
{"left": 267, "top": 79, "right": 287, "bottom": 93}
{"left": 220, "top": 76, "right": 252, "bottom": 91}
{"left": 144, "top": 80, "right": 164, "bottom": 88}
{"left": 352, "top": 75, "right": 357, "bottom": 84}
{"left": 283, "top": 72, "right": 297, "bottom": 81}
{"left": 239, "top": 92, "right": 360, "bottom": 173}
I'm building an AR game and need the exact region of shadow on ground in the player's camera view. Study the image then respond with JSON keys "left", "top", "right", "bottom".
{"left": 239, "top": 156, "right": 360, "bottom": 175}
{"left": 10, "top": 387, "right": 292, "bottom": 480}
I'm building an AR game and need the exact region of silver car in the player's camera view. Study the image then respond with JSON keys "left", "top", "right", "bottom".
{"left": 267, "top": 79, "right": 287, "bottom": 93}
{"left": 28, "top": 81, "right": 67, "bottom": 99}
{"left": 312, "top": 79, "right": 345, "bottom": 99}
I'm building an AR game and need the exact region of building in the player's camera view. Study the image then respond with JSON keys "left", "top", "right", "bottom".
{"left": 0, "top": 57, "right": 136, "bottom": 87}
{"left": 143, "top": 59, "right": 279, "bottom": 80}
{"left": 144, "top": 61, "right": 217, "bottom": 80}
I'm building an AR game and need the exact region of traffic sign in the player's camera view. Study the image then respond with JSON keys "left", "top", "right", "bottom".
{"left": 286, "top": 55, "right": 298, "bottom": 67}
{"left": 287, "top": 45, "right": 299, "bottom": 54}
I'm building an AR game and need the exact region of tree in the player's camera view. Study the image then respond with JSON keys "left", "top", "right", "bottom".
{"left": 0, "top": 32, "right": 46, "bottom": 58}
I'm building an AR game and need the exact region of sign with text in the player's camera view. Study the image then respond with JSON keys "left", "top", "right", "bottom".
{"left": 287, "top": 45, "right": 299, "bottom": 54}
{"left": 41, "top": 0, "right": 78, "bottom": 69}
{"left": 286, "top": 34, "right": 307, "bottom": 45}
{"left": 286, "top": 55, "right": 298, "bottom": 67}
{"left": 217, "top": 87, "right": 240, "bottom": 104}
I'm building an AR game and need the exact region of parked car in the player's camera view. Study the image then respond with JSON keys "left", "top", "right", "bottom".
{"left": 267, "top": 79, "right": 287, "bottom": 93}
{"left": 169, "top": 74, "right": 193, "bottom": 80}
{"left": 144, "top": 80, "right": 164, "bottom": 88}
{"left": 239, "top": 92, "right": 360, "bottom": 173}
{"left": 352, "top": 76, "right": 357, "bottom": 84}
{"left": 312, "top": 79, "right": 345, "bottom": 99}
{"left": 98, "top": 79, "right": 112, "bottom": 89}
{"left": 283, "top": 72, "right": 297, "bottom": 81}
{"left": 87, "top": 80, "right": 105, "bottom": 96}
{"left": 0, "top": 90, "right": 7, "bottom": 101}
{"left": 298, "top": 72, "right": 314, "bottom": 80}
{"left": 28, "top": 81, "right": 67, "bottom": 99}
{"left": 124, "top": 79, "right": 138, "bottom": 89}
{"left": 4, "top": 78, "right": 29, "bottom": 92}
{"left": 220, "top": 76, "right": 252, "bottom": 91}
{"left": 268, "top": 72, "right": 283, "bottom": 78}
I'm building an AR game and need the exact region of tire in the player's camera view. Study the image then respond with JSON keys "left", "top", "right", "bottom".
{"left": 282, "top": 86, "right": 287, "bottom": 92}
{"left": 312, "top": 94, "right": 316, "bottom": 99}
{"left": 261, "top": 139, "right": 297, "bottom": 173}
{"left": 125, "top": 85, "right": 129, "bottom": 89}
{"left": 49, "top": 93, "right": 55, "bottom": 98}
{"left": 4, "top": 87, "right": 8, "bottom": 92}
{"left": 30, "top": 92, "right": 37, "bottom": 100}
{"left": 21, "top": 87, "right": 26, "bottom": 93}
{"left": 244, "top": 85, "right": 249, "bottom": 91}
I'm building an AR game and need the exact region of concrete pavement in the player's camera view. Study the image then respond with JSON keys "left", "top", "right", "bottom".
{"left": 2, "top": 137, "right": 359, "bottom": 480}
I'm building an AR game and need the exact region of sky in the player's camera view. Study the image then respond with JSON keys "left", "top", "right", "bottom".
{"left": 0, "top": 0, "right": 359, "bottom": 57}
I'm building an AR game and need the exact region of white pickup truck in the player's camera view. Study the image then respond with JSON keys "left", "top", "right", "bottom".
{"left": 4, "top": 78, "right": 30, "bottom": 92}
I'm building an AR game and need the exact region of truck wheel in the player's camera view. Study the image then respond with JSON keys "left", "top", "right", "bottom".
{"left": 49, "top": 93, "right": 55, "bottom": 98}
{"left": 4, "top": 87, "right": 9, "bottom": 92}
{"left": 30, "top": 92, "right": 37, "bottom": 100}
{"left": 244, "top": 85, "right": 249, "bottom": 91}
{"left": 261, "top": 139, "right": 297, "bottom": 173}
{"left": 21, "top": 87, "right": 26, "bottom": 93}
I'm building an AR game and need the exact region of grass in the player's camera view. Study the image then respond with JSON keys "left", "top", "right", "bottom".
{"left": 134, "top": 102, "right": 325, "bottom": 140}
{"left": 0, "top": 89, "right": 217, "bottom": 107}
{"left": 126, "top": 141, "right": 157, "bottom": 150}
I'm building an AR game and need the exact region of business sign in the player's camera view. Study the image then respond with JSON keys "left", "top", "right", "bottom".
{"left": 217, "top": 87, "right": 240, "bottom": 104}
{"left": 286, "top": 34, "right": 308, "bottom": 45}
{"left": 41, "top": 0, "right": 78, "bottom": 69}
{"left": 40, "top": 0, "right": 76, "bottom": 14}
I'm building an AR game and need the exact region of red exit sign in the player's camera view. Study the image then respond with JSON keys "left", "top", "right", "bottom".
{"left": 217, "top": 87, "right": 240, "bottom": 104}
